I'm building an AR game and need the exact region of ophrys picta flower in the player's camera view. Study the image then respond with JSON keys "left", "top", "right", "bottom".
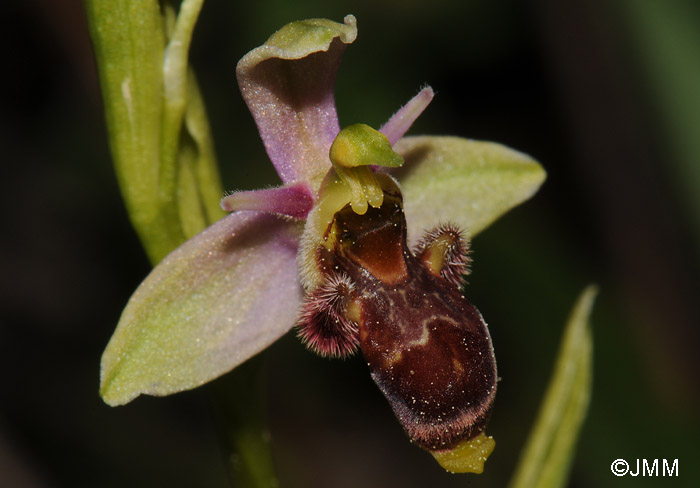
{"left": 100, "top": 15, "right": 545, "bottom": 473}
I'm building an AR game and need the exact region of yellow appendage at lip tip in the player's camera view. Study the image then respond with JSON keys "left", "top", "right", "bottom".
{"left": 430, "top": 433, "right": 496, "bottom": 474}
{"left": 329, "top": 123, "right": 403, "bottom": 215}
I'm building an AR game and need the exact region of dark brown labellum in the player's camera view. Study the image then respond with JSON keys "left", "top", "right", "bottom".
{"left": 311, "top": 190, "right": 497, "bottom": 451}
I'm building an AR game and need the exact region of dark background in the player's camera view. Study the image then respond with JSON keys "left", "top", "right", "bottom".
{"left": 2, "top": 0, "right": 698, "bottom": 487}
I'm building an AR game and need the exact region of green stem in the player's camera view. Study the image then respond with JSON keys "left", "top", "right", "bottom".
{"left": 86, "top": 0, "right": 181, "bottom": 263}
{"left": 211, "top": 356, "right": 279, "bottom": 488}
{"left": 88, "top": 2, "right": 269, "bottom": 486}
{"left": 86, "top": 0, "right": 223, "bottom": 262}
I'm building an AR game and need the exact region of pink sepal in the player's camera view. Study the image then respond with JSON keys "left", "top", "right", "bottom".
{"left": 221, "top": 182, "right": 315, "bottom": 219}
{"left": 380, "top": 87, "right": 435, "bottom": 146}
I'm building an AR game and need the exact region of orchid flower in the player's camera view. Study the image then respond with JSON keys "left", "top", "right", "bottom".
{"left": 100, "top": 15, "right": 545, "bottom": 473}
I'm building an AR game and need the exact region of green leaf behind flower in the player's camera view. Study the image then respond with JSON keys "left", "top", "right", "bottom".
{"left": 86, "top": 0, "right": 224, "bottom": 264}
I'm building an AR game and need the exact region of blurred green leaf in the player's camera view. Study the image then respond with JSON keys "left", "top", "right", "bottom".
{"left": 509, "top": 286, "right": 596, "bottom": 488}
{"left": 618, "top": 0, "right": 700, "bottom": 255}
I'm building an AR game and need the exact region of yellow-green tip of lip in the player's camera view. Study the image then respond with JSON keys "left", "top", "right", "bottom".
{"left": 430, "top": 433, "right": 496, "bottom": 474}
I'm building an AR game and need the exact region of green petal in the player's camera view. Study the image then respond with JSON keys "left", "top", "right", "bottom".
{"left": 100, "top": 212, "right": 303, "bottom": 406}
{"left": 508, "top": 286, "right": 597, "bottom": 488}
{"left": 391, "top": 136, "right": 546, "bottom": 243}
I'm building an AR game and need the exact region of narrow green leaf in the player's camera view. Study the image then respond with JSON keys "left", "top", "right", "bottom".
{"left": 508, "top": 286, "right": 597, "bottom": 488}
{"left": 391, "top": 136, "right": 546, "bottom": 244}
{"left": 85, "top": 0, "right": 183, "bottom": 263}
{"left": 177, "top": 70, "right": 226, "bottom": 239}
{"left": 160, "top": 0, "right": 207, "bottom": 236}
{"left": 184, "top": 71, "right": 227, "bottom": 227}
{"left": 86, "top": 0, "right": 223, "bottom": 263}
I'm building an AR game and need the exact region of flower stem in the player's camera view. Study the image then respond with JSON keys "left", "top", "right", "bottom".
{"left": 211, "top": 355, "right": 278, "bottom": 488}
{"left": 85, "top": 0, "right": 224, "bottom": 262}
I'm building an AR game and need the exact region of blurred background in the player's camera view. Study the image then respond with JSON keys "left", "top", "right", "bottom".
{"left": 2, "top": 0, "right": 698, "bottom": 486}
